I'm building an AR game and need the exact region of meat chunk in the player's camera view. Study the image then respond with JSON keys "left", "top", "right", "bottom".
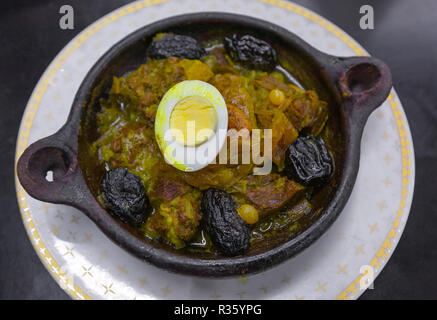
{"left": 284, "top": 91, "right": 328, "bottom": 133}
{"left": 254, "top": 75, "right": 291, "bottom": 92}
{"left": 178, "top": 59, "right": 214, "bottom": 82}
{"left": 271, "top": 109, "right": 298, "bottom": 169}
{"left": 227, "top": 103, "right": 253, "bottom": 131}
{"left": 244, "top": 174, "right": 304, "bottom": 213}
{"left": 145, "top": 192, "right": 201, "bottom": 248}
{"left": 149, "top": 177, "right": 191, "bottom": 202}
{"left": 211, "top": 74, "right": 257, "bottom": 128}
{"left": 209, "top": 47, "right": 236, "bottom": 74}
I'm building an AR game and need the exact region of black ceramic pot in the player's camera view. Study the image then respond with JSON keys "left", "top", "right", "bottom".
{"left": 17, "top": 13, "right": 392, "bottom": 277}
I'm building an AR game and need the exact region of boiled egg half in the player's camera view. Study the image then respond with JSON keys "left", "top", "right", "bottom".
{"left": 155, "top": 80, "right": 228, "bottom": 171}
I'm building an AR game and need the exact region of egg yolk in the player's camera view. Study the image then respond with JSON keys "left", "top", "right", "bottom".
{"left": 169, "top": 96, "right": 218, "bottom": 147}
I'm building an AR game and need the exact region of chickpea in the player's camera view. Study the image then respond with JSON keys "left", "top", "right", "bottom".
{"left": 270, "top": 72, "right": 285, "bottom": 82}
{"left": 269, "top": 89, "right": 285, "bottom": 105}
{"left": 237, "top": 204, "right": 259, "bottom": 224}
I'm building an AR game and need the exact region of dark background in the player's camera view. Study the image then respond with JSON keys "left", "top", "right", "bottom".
{"left": 1, "top": 0, "right": 436, "bottom": 300}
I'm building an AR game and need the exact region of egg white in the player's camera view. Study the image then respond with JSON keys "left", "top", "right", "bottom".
{"left": 155, "top": 80, "right": 228, "bottom": 172}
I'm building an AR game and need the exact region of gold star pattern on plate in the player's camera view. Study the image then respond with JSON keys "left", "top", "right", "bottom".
{"left": 44, "top": 113, "right": 54, "bottom": 121}
{"left": 40, "top": 203, "right": 50, "bottom": 214}
{"left": 355, "top": 244, "right": 365, "bottom": 255}
{"left": 81, "top": 266, "right": 93, "bottom": 278}
{"left": 138, "top": 277, "right": 149, "bottom": 287}
{"left": 377, "top": 200, "right": 388, "bottom": 212}
{"left": 382, "top": 176, "right": 392, "bottom": 188}
{"left": 295, "top": 296, "right": 305, "bottom": 300}
{"left": 118, "top": 265, "right": 128, "bottom": 275}
{"left": 315, "top": 282, "right": 327, "bottom": 292}
{"left": 382, "top": 131, "right": 390, "bottom": 141}
{"left": 369, "top": 223, "right": 379, "bottom": 234}
{"left": 102, "top": 283, "right": 116, "bottom": 295}
{"left": 63, "top": 246, "right": 75, "bottom": 257}
{"left": 82, "top": 233, "right": 92, "bottom": 243}
{"left": 55, "top": 211, "right": 64, "bottom": 220}
{"left": 70, "top": 215, "right": 80, "bottom": 224}
{"left": 50, "top": 224, "right": 61, "bottom": 236}
{"left": 161, "top": 285, "right": 171, "bottom": 297}
{"left": 384, "top": 153, "right": 393, "bottom": 165}
{"left": 337, "top": 264, "right": 348, "bottom": 275}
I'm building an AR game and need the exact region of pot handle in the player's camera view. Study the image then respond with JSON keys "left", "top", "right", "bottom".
{"left": 16, "top": 131, "right": 82, "bottom": 205}
{"left": 330, "top": 56, "right": 392, "bottom": 123}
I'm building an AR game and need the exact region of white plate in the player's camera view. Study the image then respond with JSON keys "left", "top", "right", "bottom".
{"left": 15, "top": 0, "right": 415, "bottom": 300}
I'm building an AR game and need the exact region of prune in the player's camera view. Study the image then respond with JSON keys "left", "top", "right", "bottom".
{"left": 101, "top": 167, "right": 149, "bottom": 226}
{"left": 201, "top": 188, "right": 250, "bottom": 256}
{"left": 147, "top": 34, "right": 206, "bottom": 60}
{"left": 224, "top": 34, "right": 277, "bottom": 71}
{"left": 284, "top": 136, "right": 334, "bottom": 186}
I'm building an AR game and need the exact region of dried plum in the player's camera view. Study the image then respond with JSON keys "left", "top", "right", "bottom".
{"left": 201, "top": 188, "right": 250, "bottom": 256}
{"left": 284, "top": 136, "right": 333, "bottom": 186}
{"left": 147, "top": 34, "right": 206, "bottom": 60}
{"left": 101, "top": 167, "right": 149, "bottom": 226}
{"left": 224, "top": 34, "right": 277, "bottom": 71}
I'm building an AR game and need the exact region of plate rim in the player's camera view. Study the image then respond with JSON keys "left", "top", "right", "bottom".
{"left": 14, "top": 0, "right": 415, "bottom": 300}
